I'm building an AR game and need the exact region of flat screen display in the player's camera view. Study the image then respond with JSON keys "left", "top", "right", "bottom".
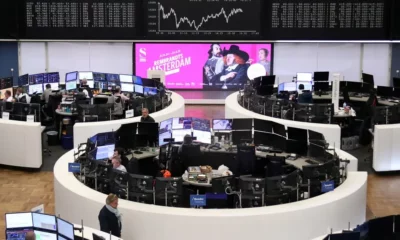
{"left": 93, "top": 72, "right": 106, "bottom": 82}
{"left": 6, "top": 229, "right": 32, "bottom": 240}
{"left": 121, "top": 83, "right": 134, "bottom": 92}
{"left": 212, "top": 119, "right": 232, "bottom": 130}
{"left": 297, "top": 72, "right": 312, "bottom": 82}
{"left": 29, "top": 84, "right": 43, "bottom": 94}
{"left": 159, "top": 118, "right": 173, "bottom": 133}
{"left": 32, "top": 213, "right": 57, "bottom": 232}
{"left": 44, "top": 72, "right": 60, "bottom": 83}
{"left": 56, "top": 218, "right": 74, "bottom": 240}
{"left": 29, "top": 74, "right": 44, "bottom": 84}
{"left": 134, "top": 84, "right": 144, "bottom": 94}
{"left": 135, "top": 43, "right": 273, "bottom": 90}
{"left": 79, "top": 72, "right": 93, "bottom": 80}
{"left": 65, "top": 72, "right": 78, "bottom": 82}
{"left": 192, "top": 118, "right": 210, "bottom": 131}
{"left": 66, "top": 81, "right": 77, "bottom": 91}
{"left": 120, "top": 74, "right": 133, "bottom": 83}
{"left": 144, "top": 87, "right": 157, "bottom": 96}
{"left": 172, "top": 129, "right": 192, "bottom": 142}
{"left": 193, "top": 130, "right": 211, "bottom": 144}
{"left": 19, "top": 74, "right": 29, "bottom": 86}
{"left": 96, "top": 144, "right": 115, "bottom": 160}
{"left": 6, "top": 213, "right": 33, "bottom": 229}
{"left": 34, "top": 230, "right": 57, "bottom": 240}
{"left": 172, "top": 117, "right": 192, "bottom": 129}
{"left": 133, "top": 76, "right": 142, "bottom": 85}
{"left": 278, "top": 82, "right": 297, "bottom": 92}
{"left": 159, "top": 131, "right": 172, "bottom": 146}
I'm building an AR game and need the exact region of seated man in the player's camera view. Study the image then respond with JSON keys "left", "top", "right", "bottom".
{"left": 3, "top": 90, "right": 14, "bottom": 102}
{"left": 15, "top": 88, "right": 31, "bottom": 103}
{"left": 111, "top": 156, "right": 127, "bottom": 172}
{"left": 297, "top": 84, "right": 313, "bottom": 104}
{"left": 111, "top": 148, "right": 129, "bottom": 170}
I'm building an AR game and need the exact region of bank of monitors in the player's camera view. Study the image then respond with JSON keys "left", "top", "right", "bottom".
{"left": 116, "top": 123, "right": 137, "bottom": 149}
{"left": 232, "top": 118, "right": 252, "bottom": 130}
{"left": 377, "top": 86, "right": 393, "bottom": 98}
{"left": 106, "top": 74, "right": 120, "bottom": 86}
{"left": 297, "top": 72, "right": 312, "bottom": 82}
{"left": 34, "top": 230, "right": 57, "bottom": 240}
{"left": 142, "top": 78, "right": 155, "bottom": 87}
{"left": 65, "top": 72, "right": 78, "bottom": 82}
{"left": 345, "top": 81, "right": 362, "bottom": 93}
{"left": 212, "top": 119, "right": 232, "bottom": 131}
{"left": 144, "top": 87, "right": 157, "bottom": 96}
{"left": 287, "top": 127, "right": 307, "bottom": 143}
{"left": 134, "top": 76, "right": 143, "bottom": 85}
{"left": 65, "top": 81, "right": 76, "bottom": 91}
{"left": 253, "top": 119, "right": 272, "bottom": 132}
{"left": 193, "top": 129, "right": 211, "bottom": 144}
{"left": 172, "top": 117, "right": 192, "bottom": 129}
{"left": 313, "top": 72, "right": 329, "bottom": 81}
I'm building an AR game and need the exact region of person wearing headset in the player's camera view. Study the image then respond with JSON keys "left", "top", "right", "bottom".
{"left": 98, "top": 194, "right": 122, "bottom": 237}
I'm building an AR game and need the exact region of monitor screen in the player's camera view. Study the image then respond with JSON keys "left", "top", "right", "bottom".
{"left": 66, "top": 81, "right": 76, "bottom": 91}
{"left": 377, "top": 86, "right": 393, "bottom": 97}
{"left": 79, "top": 72, "right": 93, "bottom": 80}
{"left": 192, "top": 118, "right": 210, "bottom": 131}
{"left": 253, "top": 119, "right": 272, "bottom": 132}
{"left": 56, "top": 218, "right": 74, "bottom": 240}
{"left": 297, "top": 72, "right": 312, "bottom": 82}
{"left": 18, "top": 74, "right": 29, "bottom": 86}
{"left": 134, "top": 84, "right": 144, "bottom": 94}
{"left": 313, "top": 71, "right": 329, "bottom": 81}
{"left": 58, "top": 236, "right": 68, "bottom": 240}
{"left": 119, "top": 74, "right": 133, "bottom": 83}
{"left": 6, "top": 229, "right": 32, "bottom": 240}
{"left": 29, "top": 84, "right": 43, "bottom": 94}
{"left": 45, "top": 72, "right": 60, "bottom": 83}
{"left": 32, "top": 213, "right": 57, "bottom": 232}
{"left": 278, "top": 82, "right": 297, "bottom": 92}
{"left": 142, "top": 78, "right": 155, "bottom": 87}
{"left": 193, "top": 130, "right": 211, "bottom": 144}
{"left": 159, "top": 131, "right": 172, "bottom": 146}
{"left": 172, "top": 117, "right": 192, "bottom": 129}
{"left": 6, "top": 213, "right": 33, "bottom": 229}
{"left": 29, "top": 74, "right": 44, "bottom": 84}
{"left": 34, "top": 230, "right": 57, "bottom": 240}
{"left": 121, "top": 83, "right": 134, "bottom": 92}
{"left": 106, "top": 74, "right": 120, "bottom": 83}
{"left": 172, "top": 129, "right": 192, "bottom": 142}
{"left": 144, "top": 87, "right": 157, "bottom": 96}
{"left": 362, "top": 73, "right": 374, "bottom": 85}
{"left": 133, "top": 76, "right": 143, "bottom": 85}
{"left": 49, "top": 83, "right": 59, "bottom": 91}
{"left": 212, "top": 119, "right": 232, "bottom": 130}
{"left": 346, "top": 81, "right": 362, "bottom": 92}
{"left": 93, "top": 72, "right": 106, "bottom": 82}
{"left": 297, "top": 82, "right": 312, "bottom": 91}
{"left": 159, "top": 118, "right": 172, "bottom": 134}
{"left": 65, "top": 72, "right": 78, "bottom": 82}
{"left": 232, "top": 118, "right": 252, "bottom": 130}
{"left": 96, "top": 144, "right": 115, "bottom": 160}
{"left": 313, "top": 82, "right": 329, "bottom": 92}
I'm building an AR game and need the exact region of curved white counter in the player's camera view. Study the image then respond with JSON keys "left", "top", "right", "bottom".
{"left": 373, "top": 124, "right": 400, "bottom": 172}
{"left": 73, "top": 224, "right": 121, "bottom": 240}
{"left": 0, "top": 119, "right": 42, "bottom": 168}
{"left": 55, "top": 150, "right": 367, "bottom": 240}
{"left": 73, "top": 92, "right": 185, "bottom": 148}
{"left": 225, "top": 92, "right": 342, "bottom": 147}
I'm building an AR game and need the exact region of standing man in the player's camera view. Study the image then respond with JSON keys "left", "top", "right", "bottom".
{"left": 140, "top": 108, "right": 155, "bottom": 123}
{"left": 42, "top": 84, "right": 52, "bottom": 103}
{"left": 81, "top": 78, "right": 93, "bottom": 98}
{"left": 98, "top": 194, "right": 122, "bottom": 237}
{"left": 15, "top": 87, "right": 31, "bottom": 103}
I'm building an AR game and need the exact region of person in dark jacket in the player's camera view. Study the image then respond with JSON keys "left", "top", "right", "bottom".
{"left": 297, "top": 84, "right": 313, "bottom": 104}
{"left": 98, "top": 194, "right": 122, "bottom": 237}
{"left": 140, "top": 108, "right": 155, "bottom": 123}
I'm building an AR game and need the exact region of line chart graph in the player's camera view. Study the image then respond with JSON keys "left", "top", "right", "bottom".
{"left": 146, "top": 0, "right": 261, "bottom": 38}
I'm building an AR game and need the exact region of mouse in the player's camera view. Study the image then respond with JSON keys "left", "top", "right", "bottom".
{"left": 134, "top": 150, "right": 143, "bottom": 154}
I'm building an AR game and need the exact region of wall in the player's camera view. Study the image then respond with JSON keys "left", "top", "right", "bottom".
{"left": 17, "top": 41, "right": 392, "bottom": 86}
{"left": 0, "top": 42, "right": 19, "bottom": 85}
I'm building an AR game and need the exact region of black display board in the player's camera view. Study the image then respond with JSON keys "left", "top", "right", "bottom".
{"left": 392, "top": 0, "right": 400, "bottom": 39}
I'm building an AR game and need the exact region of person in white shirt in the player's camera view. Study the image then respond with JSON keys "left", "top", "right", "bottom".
{"left": 42, "top": 84, "right": 52, "bottom": 103}
{"left": 111, "top": 156, "right": 127, "bottom": 172}
{"left": 81, "top": 78, "right": 90, "bottom": 98}
{"left": 15, "top": 88, "right": 31, "bottom": 103}
{"left": 3, "top": 90, "right": 14, "bottom": 102}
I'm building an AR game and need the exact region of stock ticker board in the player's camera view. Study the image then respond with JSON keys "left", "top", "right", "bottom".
{"left": 0, "top": 0, "right": 397, "bottom": 40}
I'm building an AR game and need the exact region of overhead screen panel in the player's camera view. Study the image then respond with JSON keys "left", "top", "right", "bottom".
{"left": 134, "top": 43, "right": 273, "bottom": 90}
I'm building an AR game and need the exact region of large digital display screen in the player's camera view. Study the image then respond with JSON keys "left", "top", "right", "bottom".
{"left": 135, "top": 43, "right": 273, "bottom": 90}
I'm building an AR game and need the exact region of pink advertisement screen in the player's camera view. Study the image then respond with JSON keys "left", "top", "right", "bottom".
{"left": 135, "top": 43, "right": 273, "bottom": 90}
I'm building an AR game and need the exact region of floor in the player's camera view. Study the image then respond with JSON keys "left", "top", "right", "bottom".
{"left": 0, "top": 105, "right": 399, "bottom": 238}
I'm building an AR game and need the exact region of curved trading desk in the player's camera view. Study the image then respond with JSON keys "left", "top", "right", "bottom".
{"left": 73, "top": 224, "right": 121, "bottom": 240}
{"left": 54, "top": 149, "right": 365, "bottom": 240}
{"left": 0, "top": 119, "right": 43, "bottom": 168}
{"left": 73, "top": 91, "right": 185, "bottom": 148}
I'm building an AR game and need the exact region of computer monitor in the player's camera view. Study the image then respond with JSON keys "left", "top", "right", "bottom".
{"left": 32, "top": 213, "right": 57, "bottom": 232}
{"left": 278, "top": 82, "right": 297, "bottom": 92}
{"left": 134, "top": 84, "right": 144, "bottom": 94}
{"left": 232, "top": 118, "right": 252, "bottom": 130}
{"left": 28, "top": 84, "right": 43, "bottom": 94}
{"left": 287, "top": 127, "right": 307, "bottom": 143}
{"left": 119, "top": 74, "right": 133, "bottom": 83}
{"left": 106, "top": 74, "right": 120, "bottom": 84}
{"left": 212, "top": 119, "right": 232, "bottom": 130}
{"left": 346, "top": 81, "right": 362, "bottom": 92}
{"left": 232, "top": 131, "right": 252, "bottom": 145}
{"left": 18, "top": 74, "right": 29, "bottom": 86}
{"left": 377, "top": 86, "right": 393, "bottom": 98}
{"left": 313, "top": 71, "right": 329, "bottom": 81}
{"left": 49, "top": 83, "right": 59, "bottom": 91}
{"left": 308, "top": 142, "right": 326, "bottom": 159}
{"left": 29, "top": 73, "right": 44, "bottom": 84}
{"left": 172, "top": 117, "right": 192, "bottom": 129}
{"left": 239, "top": 176, "right": 265, "bottom": 193}
{"left": 96, "top": 144, "right": 115, "bottom": 160}
{"left": 308, "top": 130, "right": 325, "bottom": 141}
{"left": 93, "top": 72, "right": 106, "bottom": 82}
{"left": 260, "top": 75, "right": 276, "bottom": 86}
{"left": 193, "top": 130, "right": 212, "bottom": 144}
{"left": 394, "top": 87, "right": 400, "bottom": 98}
{"left": 6, "top": 212, "right": 33, "bottom": 229}
{"left": 134, "top": 76, "right": 143, "bottom": 85}
{"left": 65, "top": 72, "right": 78, "bottom": 82}
{"left": 45, "top": 72, "right": 60, "bottom": 83}
{"left": 393, "top": 77, "right": 400, "bottom": 88}
{"left": 138, "top": 122, "right": 158, "bottom": 137}
{"left": 79, "top": 71, "right": 93, "bottom": 80}
{"left": 313, "top": 82, "right": 329, "bottom": 92}
{"left": 272, "top": 122, "right": 286, "bottom": 137}
{"left": 254, "top": 131, "right": 272, "bottom": 146}
{"left": 192, "top": 118, "right": 210, "bottom": 131}
{"left": 155, "top": 177, "right": 182, "bottom": 194}
{"left": 65, "top": 81, "right": 76, "bottom": 91}
{"left": 172, "top": 129, "right": 192, "bottom": 142}
{"left": 34, "top": 230, "right": 57, "bottom": 240}
{"left": 297, "top": 82, "right": 312, "bottom": 91}
{"left": 159, "top": 131, "right": 172, "bottom": 146}
{"left": 142, "top": 78, "right": 155, "bottom": 87}
{"left": 121, "top": 83, "right": 134, "bottom": 92}
{"left": 297, "top": 72, "right": 312, "bottom": 82}
{"left": 159, "top": 118, "right": 172, "bottom": 133}
{"left": 253, "top": 119, "right": 272, "bottom": 132}
{"left": 96, "top": 132, "right": 116, "bottom": 146}
{"left": 116, "top": 123, "right": 137, "bottom": 149}
{"left": 129, "top": 174, "right": 154, "bottom": 193}
{"left": 362, "top": 73, "right": 374, "bottom": 86}
{"left": 144, "top": 87, "right": 157, "bottom": 96}
{"left": 6, "top": 229, "right": 33, "bottom": 240}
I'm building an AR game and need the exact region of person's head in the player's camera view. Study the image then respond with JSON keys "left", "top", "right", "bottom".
{"left": 25, "top": 231, "right": 36, "bottom": 240}
{"left": 258, "top": 48, "right": 269, "bottom": 61}
{"left": 208, "top": 44, "right": 221, "bottom": 58}
{"left": 183, "top": 134, "right": 193, "bottom": 145}
{"left": 114, "top": 148, "right": 123, "bottom": 158}
{"left": 226, "top": 53, "right": 236, "bottom": 66}
{"left": 5, "top": 90, "right": 11, "bottom": 98}
{"left": 17, "top": 87, "right": 23, "bottom": 95}
{"left": 115, "top": 86, "right": 122, "bottom": 93}
{"left": 111, "top": 156, "right": 121, "bottom": 168}
{"left": 106, "top": 193, "right": 119, "bottom": 209}
{"left": 298, "top": 84, "right": 305, "bottom": 90}
{"left": 81, "top": 78, "right": 87, "bottom": 85}
{"left": 142, "top": 108, "right": 149, "bottom": 118}
{"left": 45, "top": 84, "right": 51, "bottom": 89}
